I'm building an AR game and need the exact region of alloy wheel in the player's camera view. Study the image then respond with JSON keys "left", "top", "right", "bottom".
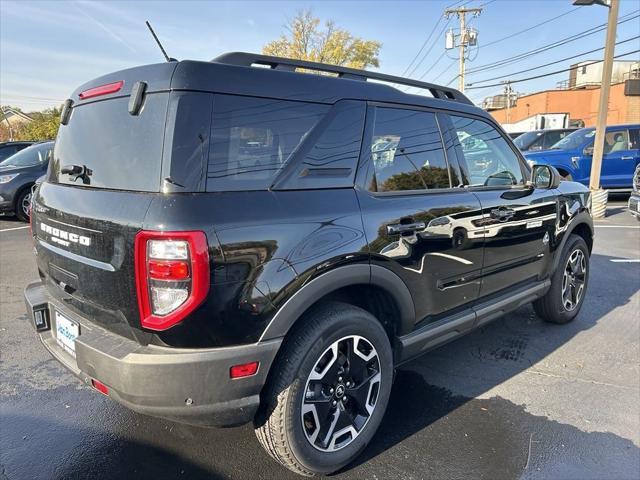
{"left": 21, "top": 192, "right": 32, "bottom": 218}
{"left": 562, "top": 248, "right": 586, "bottom": 311}
{"left": 301, "top": 335, "right": 381, "bottom": 452}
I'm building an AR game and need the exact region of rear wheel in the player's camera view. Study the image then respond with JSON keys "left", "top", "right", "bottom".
{"left": 15, "top": 188, "right": 32, "bottom": 222}
{"left": 534, "top": 234, "right": 589, "bottom": 324}
{"left": 254, "top": 302, "right": 393, "bottom": 476}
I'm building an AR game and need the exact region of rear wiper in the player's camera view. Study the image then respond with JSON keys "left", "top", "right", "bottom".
{"left": 61, "top": 164, "right": 92, "bottom": 185}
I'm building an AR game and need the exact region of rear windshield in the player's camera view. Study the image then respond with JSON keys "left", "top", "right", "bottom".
{"left": 207, "top": 95, "right": 329, "bottom": 192}
{"left": 52, "top": 93, "right": 169, "bottom": 192}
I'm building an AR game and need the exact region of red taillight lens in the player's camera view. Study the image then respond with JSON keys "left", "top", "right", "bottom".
{"left": 91, "top": 379, "right": 109, "bottom": 395}
{"left": 148, "top": 260, "right": 190, "bottom": 280}
{"left": 230, "top": 362, "right": 259, "bottom": 379}
{"left": 134, "top": 231, "right": 210, "bottom": 331}
{"left": 79, "top": 80, "right": 124, "bottom": 100}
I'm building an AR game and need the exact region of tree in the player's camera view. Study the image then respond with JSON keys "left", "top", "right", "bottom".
{"left": 0, "top": 106, "right": 62, "bottom": 142}
{"left": 263, "top": 10, "right": 381, "bottom": 70}
{"left": 18, "top": 107, "right": 61, "bottom": 141}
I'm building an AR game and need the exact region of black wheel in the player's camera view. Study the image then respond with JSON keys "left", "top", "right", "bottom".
{"left": 15, "top": 188, "right": 32, "bottom": 222}
{"left": 534, "top": 234, "right": 589, "bottom": 324}
{"left": 254, "top": 302, "right": 393, "bottom": 476}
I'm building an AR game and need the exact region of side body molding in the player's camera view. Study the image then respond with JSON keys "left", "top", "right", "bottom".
{"left": 259, "top": 264, "right": 415, "bottom": 341}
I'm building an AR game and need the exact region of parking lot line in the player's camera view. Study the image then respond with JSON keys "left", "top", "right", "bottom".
{"left": 0, "top": 226, "right": 29, "bottom": 232}
{"left": 594, "top": 225, "right": 640, "bottom": 229}
{"left": 609, "top": 259, "right": 640, "bottom": 263}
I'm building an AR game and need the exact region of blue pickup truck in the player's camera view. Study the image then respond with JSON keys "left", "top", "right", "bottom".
{"left": 524, "top": 124, "right": 640, "bottom": 189}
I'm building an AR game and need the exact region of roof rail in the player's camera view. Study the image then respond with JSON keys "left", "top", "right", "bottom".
{"left": 212, "top": 52, "right": 473, "bottom": 105}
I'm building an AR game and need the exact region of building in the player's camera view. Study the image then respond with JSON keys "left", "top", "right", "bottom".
{"left": 487, "top": 60, "right": 640, "bottom": 129}
{"left": 2, "top": 108, "right": 33, "bottom": 127}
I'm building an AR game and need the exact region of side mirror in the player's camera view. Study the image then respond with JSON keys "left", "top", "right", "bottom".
{"left": 531, "top": 164, "right": 561, "bottom": 189}
{"left": 583, "top": 145, "right": 594, "bottom": 156}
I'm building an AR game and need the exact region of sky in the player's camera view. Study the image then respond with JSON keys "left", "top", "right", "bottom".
{"left": 1, "top": 0, "right": 639, "bottom": 111}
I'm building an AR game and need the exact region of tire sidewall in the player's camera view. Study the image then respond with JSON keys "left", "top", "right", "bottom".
{"left": 283, "top": 309, "right": 393, "bottom": 474}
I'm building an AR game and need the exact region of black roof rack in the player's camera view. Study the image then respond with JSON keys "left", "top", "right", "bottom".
{"left": 212, "top": 52, "right": 473, "bottom": 105}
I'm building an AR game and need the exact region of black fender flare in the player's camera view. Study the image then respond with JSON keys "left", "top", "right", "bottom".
{"left": 259, "top": 264, "right": 415, "bottom": 341}
{"left": 552, "top": 209, "right": 594, "bottom": 273}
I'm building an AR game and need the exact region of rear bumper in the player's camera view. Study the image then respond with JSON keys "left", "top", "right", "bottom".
{"left": 24, "top": 281, "right": 281, "bottom": 427}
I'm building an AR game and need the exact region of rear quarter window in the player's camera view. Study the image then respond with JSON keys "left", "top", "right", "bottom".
{"left": 206, "top": 95, "right": 329, "bottom": 192}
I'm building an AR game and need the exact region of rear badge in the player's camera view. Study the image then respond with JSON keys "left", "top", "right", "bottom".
{"left": 39, "top": 222, "right": 91, "bottom": 247}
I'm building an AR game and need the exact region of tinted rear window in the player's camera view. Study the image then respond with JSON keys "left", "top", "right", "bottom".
{"left": 206, "top": 95, "right": 329, "bottom": 192}
{"left": 52, "top": 93, "right": 169, "bottom": 192}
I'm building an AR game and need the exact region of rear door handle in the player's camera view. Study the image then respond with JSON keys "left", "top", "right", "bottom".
{"left": 620, "top": 156, "right": 634, "bottom": 160}
{"left": 387, "top": 221, "right": 426, "bottom": 234}
{"left": 490, "top": 207, "right": 516, "bottom": 222}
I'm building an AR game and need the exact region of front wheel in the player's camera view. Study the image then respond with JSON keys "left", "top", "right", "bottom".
{"left": 254, "top": 302, "right": 393, "bottom": 476}
{"left": 534, "top": 234, "right": 589, "bottom": 324}
{"left": 15, "top": 188, "right": 32, "bottom": 222}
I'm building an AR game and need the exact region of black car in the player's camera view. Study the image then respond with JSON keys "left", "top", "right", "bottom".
{"left": 24, "top": 53, "right": 593, "bottom": 476}
{"left": 0, "top": 141, "right": 34, "bottom": 163}
{"left": 514, "top": 128, "right": 578, "bottom": 152}
{"left": 0, "top": 141, "right": 53, "bottom": 221}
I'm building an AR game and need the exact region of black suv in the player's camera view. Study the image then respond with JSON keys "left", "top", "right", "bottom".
{"left": 24, "top": 53, "right": 593, "bottom": 476}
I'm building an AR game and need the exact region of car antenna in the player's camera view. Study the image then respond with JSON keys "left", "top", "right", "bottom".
{"left": 145, "top": 20, "right": 177, "bottom": 62}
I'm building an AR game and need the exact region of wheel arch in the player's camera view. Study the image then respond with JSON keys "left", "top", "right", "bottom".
{"left": 552, "top": 211, "right": 594, "bottom": 273}
{"left": 258, "top": 264, "right": 415, "bottom": 343}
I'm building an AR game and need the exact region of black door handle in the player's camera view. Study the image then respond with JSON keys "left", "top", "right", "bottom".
{"left": 490, "top": 207, "right": 516, "bottom": 222}
{"left": 387, "top": 221, "right": 426, "bottom": 234}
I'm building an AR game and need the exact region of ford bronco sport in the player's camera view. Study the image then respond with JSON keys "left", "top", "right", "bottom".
{"left": 24, "top": 52, "right": 593, "bottom": 476}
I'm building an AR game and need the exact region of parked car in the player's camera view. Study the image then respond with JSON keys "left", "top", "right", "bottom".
{"left": 24, "top": 53, "right": 593, "bottom": 476}
{"left": 508, "top": 131, "right": 524, "bottom": 140}
{"left": 524, "top": 124, "right": 640, "bottom": 189}
{"left": 0, "top": 141, "right": 34, "bottom": 162}
{"left": 629, "top": 165, "right": 640, "bottom": 220}
{"left": 0, "top": 141, "right": 53, "bottom": 221}
{"left": 513, "top": 128, "right": 578, "bottom": 152}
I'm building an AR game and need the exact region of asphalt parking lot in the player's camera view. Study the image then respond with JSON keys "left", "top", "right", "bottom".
{"left": 1, "top": 198, "right": 638, "bottom": 480}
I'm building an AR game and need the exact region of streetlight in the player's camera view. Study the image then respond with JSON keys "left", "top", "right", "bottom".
{"left": 572, "top": 0, "right": 619, "bottom": 218}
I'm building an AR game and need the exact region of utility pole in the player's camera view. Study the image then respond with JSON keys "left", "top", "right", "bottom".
{"left": 445, "top": 7, "right": 482, "bottom": 93}
{"left": 588, "top": 0, "right": 619, "bottom": 192}
{"left": 503, "top": 81, "right": 514, "bottom": 124}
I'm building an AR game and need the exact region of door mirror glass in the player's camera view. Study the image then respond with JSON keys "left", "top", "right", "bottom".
{"left": 583, "top": 145, "right": 594, "bottom": 156}
{"left": 531, "top": 164, "right": 560, "bottom": 189}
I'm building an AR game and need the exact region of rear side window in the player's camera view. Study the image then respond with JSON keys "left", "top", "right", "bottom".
{"left": 52, "top": 93, "right": 169, "bottom": 192}
{"left": 368, "top": 108, "right": 450, "bottom": 192}
{"left": 449, "top": 115, "right": 524, "bottom": 187}
{"left": 206, "top": 95, "right": 329, "bottom": 192}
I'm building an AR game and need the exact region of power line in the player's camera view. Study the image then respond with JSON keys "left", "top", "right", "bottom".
{"left": 406, "top": 17, "right": 452, "bottom": 79}
{"left": 465, "top": 49, "right": 640, "bottom": 90}
{"left": 466, "top": 10, "right": 639, "bottom": 75}
{"left": 482, "top": 7, "right": 580, "bottom": 49}
{"left": 468, "top": 35, "right": 640, "bottom": 86}
{"left": 401, "top": 16, "right": 446, "bottom": 77}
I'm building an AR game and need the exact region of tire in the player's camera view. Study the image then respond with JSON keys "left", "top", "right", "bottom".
{"left": 534, "top": 234, "right": 589, "bottom": 324}
{"left": 254, "top": 301, "right": 393, "bottom": 476}
{"left": 15, "top": 187, "right": 32, "bottom": 222}
{"left": 560, "top": 171, "right": 573, "bottom": 182}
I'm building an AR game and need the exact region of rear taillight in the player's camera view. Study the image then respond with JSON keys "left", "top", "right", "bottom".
{"left": 134, "top": 231, "right": 209, "bottom": 331}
